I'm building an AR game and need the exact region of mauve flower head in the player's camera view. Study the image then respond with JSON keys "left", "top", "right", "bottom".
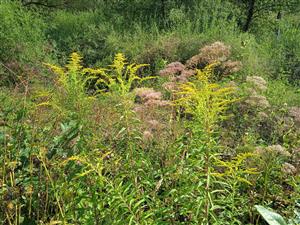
{"left": 255, "top": 145, "right": 291, "bottom": 157}
{"left": 199, "top": 41, "right": 231, "bottom": 63}
{"left": 171, "top": 74, "right": 188, "bottom": 83}
{"left": 247, "top": 76, "right": 267, "bottom": 85}
{"left": 168, "top": 62, "right": 185, "bottom": 71}
{"left": 181, "top": 69, "right": 196, "bottom": 78}
{"left": 289, "top": 107, "right": 300, "bottom": 125}
{"left": 135, "top": 87, "right": 154, "bottom": 97}
{"left": 135, "top": 87, "right": 170, "bottom": 107}
{"left": 186, "top": 41, "right": 231, "bottom": 68}
{"left": 159, "top": 62, "right": 185, "bottom": 77}
{"left": 246, "top": 76, "right": 267, "bottom": 92}
{"left": 143, "top": 130, "right": 153, "bottom": 142}
{"left": 146, "top": 92, "right": 162, "bottom": 100}
{"left": 222, "top": 60, "right": 242, "bottom": 75}
{"left": 162, "top": 82, "right": 178, "bottom": 92}
{"left": 266, "top": 145, "right": 291, "bottom": 157}
{"left": 147, "top": 119, "right": 160, "bottom": 131}
{"left": 157, "top": 100, "right": 170, "bottom": 107}
{"left": 281, "top": 162, "right": 297, "bottom": 175}
{"left": 135, "top": 88, "right": 162, "bottom": 102}
{"left": 133, "top": 105, "right": 144, "bottom": 113}
{"left": 245, "top": 93, "right": 270, "bottom": 108}
{"left": 144, "top": 99, "right": 170, "bottom": 107}
{"left": 186, "top": 55, "right": 202, "bottom": 68}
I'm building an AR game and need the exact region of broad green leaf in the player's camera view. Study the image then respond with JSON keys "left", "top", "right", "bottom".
{"left": 255, "top": 205, "right": 287, "bottom": 225}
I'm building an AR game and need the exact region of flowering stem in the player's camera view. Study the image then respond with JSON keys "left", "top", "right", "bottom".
{"left": 204, "top": 126, "right": 213, "bottom": 225}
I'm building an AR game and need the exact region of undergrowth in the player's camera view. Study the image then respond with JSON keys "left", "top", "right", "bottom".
{"left": 1, "top": 48, "right": 300, "bottom": 224}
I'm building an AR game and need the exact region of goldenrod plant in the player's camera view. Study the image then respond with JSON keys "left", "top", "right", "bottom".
{"left": 42, "top": 52, "right": 96, "bottom": 119}
{"left": 175, "top": 64, "right": 237, "bottom": 224}
{"left": 88, "top": 53, "right": 153, "bottom": 96}
{"left": 42, "top": 52, "right": 152, "bottom": 118}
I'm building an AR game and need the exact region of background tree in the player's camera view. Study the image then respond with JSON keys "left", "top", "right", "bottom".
{"left": 231, "top": 0, "right": 300, "bottom": 31}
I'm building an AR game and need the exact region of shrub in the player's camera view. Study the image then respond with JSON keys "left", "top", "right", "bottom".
{"left": 0, "top": 2, "right": 48, "bottom": 85}
{"left": 263, "top": 18, "right": 300, "bottom": 85}
{"left": 47, "top": 10, "right": 111, "bottom": 65}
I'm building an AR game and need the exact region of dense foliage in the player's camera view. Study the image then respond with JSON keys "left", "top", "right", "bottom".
{"left": 0, "top": 0, "right": 300, "bottom": 224}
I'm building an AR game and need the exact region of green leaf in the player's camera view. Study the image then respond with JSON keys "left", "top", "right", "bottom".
{"left": 255, "top": 205, "right": 288, "bottom": 225}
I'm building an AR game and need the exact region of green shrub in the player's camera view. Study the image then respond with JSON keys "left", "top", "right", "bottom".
{"left": 262, "top": 18, "right": 300, "bottom": 85}
{"left": 0, "top": 2, "right": 48, "bottom": 85}
{"left": 266, "top": 79, "right": 300, "bottom": 106}
{"left": 47, "top": 10, "right": 112, "bottom": 65}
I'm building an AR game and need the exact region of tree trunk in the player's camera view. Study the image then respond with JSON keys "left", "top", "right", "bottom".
{"left": 243, "top": 0, "right": 255, "bottom": 32}
{"left": 276, "top": 11, "right": 282, "bottom": 39}
{"left": 161, "top": 0, "right": 166, "bottom": 20}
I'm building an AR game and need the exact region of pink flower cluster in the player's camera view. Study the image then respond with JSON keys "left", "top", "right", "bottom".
{"left": 246, "top": 76, "right": 267, "bottom": 92}
{"left": 135, "top": 88, "right": 169, "bottom": 107}
{"left": 159, "top": 62, "right": 185, "bottom": 77}
{"left": 221, "top": 60, "right": 243, "bottom": 75}
{"left": 245, "top": 93, "right": 270, "bottom": 109}
{"left": 245, "top": 76, "right": 270, "bottom": 109}
{"left": 159, "top": 62, "right": 195, "bottom": 92}
{"left": 255, "top": 145, "right": 291, "bottom": 157}
{"left": 289, "top": 107, "right": 300, "bottom": 125}
{"left": 186, "top": 41, "right": 231, "bottom": 68}
{"left": 158, "top": 42, "right": 242, "bottom": 92}
{"left": 134, "top": 88, "right": 170, "bottom": 143}
{"left": 282, "top": 162, "right": 297, "bottom": 175}
{"left": 184, "top": 42, "right": 242, "bottom": 79}
{"left": 255, "top": 145, "right": 298, "bottom": 175}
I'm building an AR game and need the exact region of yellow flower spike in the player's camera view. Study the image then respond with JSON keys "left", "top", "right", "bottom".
{"left": 66, "top": 52, "right": 83, "bottom": 72}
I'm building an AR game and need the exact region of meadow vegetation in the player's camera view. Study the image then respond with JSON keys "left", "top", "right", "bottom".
{"left": 0, "top": 0, "right": 300, "bottom": 224}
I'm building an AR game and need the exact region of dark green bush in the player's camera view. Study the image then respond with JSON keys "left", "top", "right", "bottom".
{"left": 47, "top": 10, "right": 113, "bottom": 65}
{"left": 0, "top": 2, "right": 50, "bottom": 85}
{"left": 0, "top": 3, "right": 47, "bottom": 64}
{"left": 261, "top": 18, "right": 300, "bottom": 85}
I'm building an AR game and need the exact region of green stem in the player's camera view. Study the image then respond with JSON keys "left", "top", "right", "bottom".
{"left": 204, "top": 126, "right": 213, "bottom": 225}
{"left": 40, "top": 157, "right": 65, "bottom": 220}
